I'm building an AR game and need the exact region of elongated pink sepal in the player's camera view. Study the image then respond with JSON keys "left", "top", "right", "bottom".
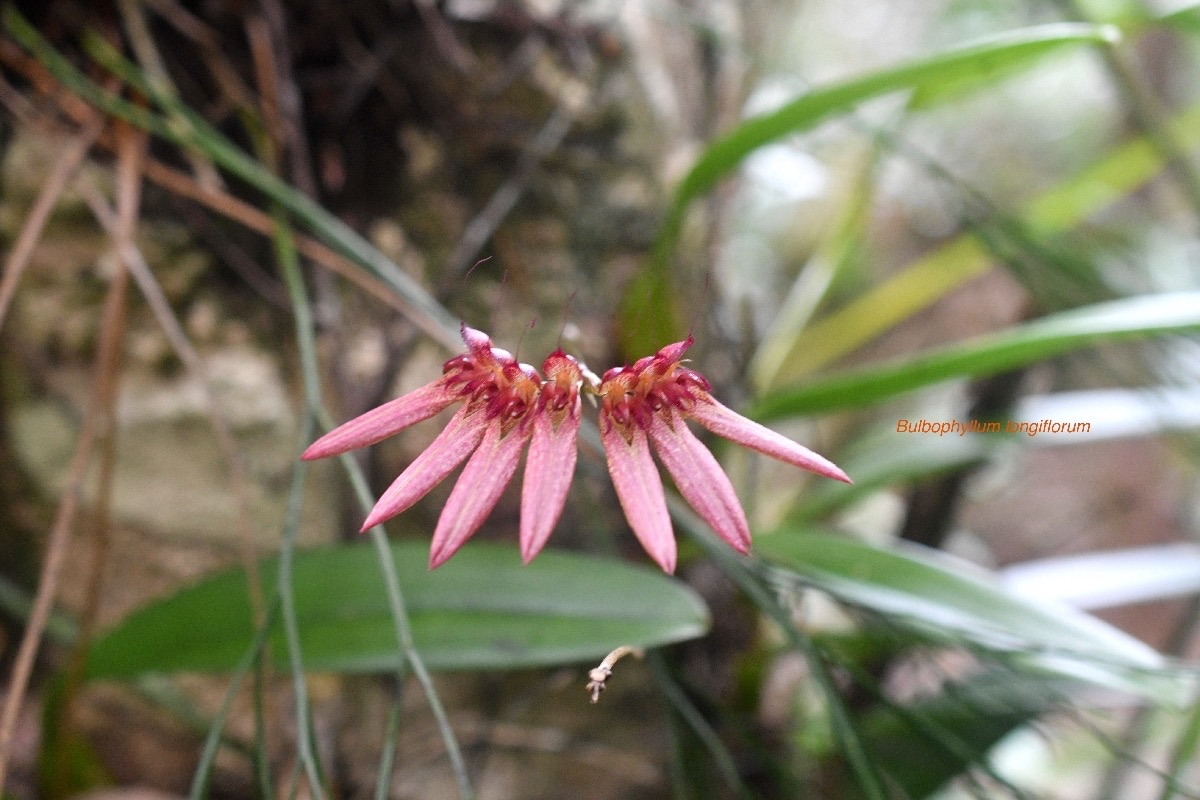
{"left": 689, "top": 398, "right": 852, "bottom": 484}
{"left": 649, "top": 412, "right": 750, "bottom": 553}
{"left": 360, "top": 407, "right": 488, "bottom": 530}
{"left": 302, "top": 382, "right": 458, "bottom": 460}
{"left": 601, "top": 422, "right": 676, "bottom": 573}
{"left": 429, "top": 421, "right": 531, "bottom": 568}
{"left": 519, "top": 403, "right": 580, "bottom": 563}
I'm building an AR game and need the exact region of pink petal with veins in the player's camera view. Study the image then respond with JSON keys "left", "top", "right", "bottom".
{"left": 360, "top": 406, "right": 488, "bottom": 530}
{"left": 601, "top": 422, "right": 676, "bottom": 574}
{"left": 688, "top": 398, "right": 852, "bottom": 484}
{"left": 429, "top": 421, "right": 532, "bottom": 568}
{"left": 519, "top": 403, "right": 579, "bottom": 563}
{"left": 302, "top": 382, "right": 458, "bottom": 460}
{"left": 649, "top": 411, "right": 750, "bottom": 554}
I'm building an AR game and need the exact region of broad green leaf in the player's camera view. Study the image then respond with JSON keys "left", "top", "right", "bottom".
{"left": 751, "top": 291, "right": 1200, "bottom": 419}
{"left": 907, "top": 36, "right": 1095, "bottom": 109}
{"left": 86, "top": 543, "right": 710, "bottom": 680}
{"left": 755, "top": 530, "right": 1187, "bottom": 701}
{"left": 621, "top": 23, "right": 1118, "bottom": 357}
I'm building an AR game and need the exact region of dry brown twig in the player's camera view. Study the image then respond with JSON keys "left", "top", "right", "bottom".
{"left": 0, "top": 125, "right": 136, "bottom": 797}
{"left": 140, "top": 158, "right": 462, "bottom": 350}
{"left": 0, "top": 118, "right": 104, "bottom": 329}
{"left": 75, "top": 178, "right": 268, "bottom": 626}
{"left": 114, "top": 0, "right": 272, "bottom": 626}
{"left": 44, "top": 122, "right": 147, "bottom": 799}
{"left": 0, "top": 36, "right": 461, "bottom": 352}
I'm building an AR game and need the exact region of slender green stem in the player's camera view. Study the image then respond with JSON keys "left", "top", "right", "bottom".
{"left": 373, "top": 697, "right": 404, "bottom": 800}
{"left": 259, "top": 161, "right": 328, "bottom": 800}
{"left": 647, "top": 651, "right": 756, "bottom": 800}
{"left": 188, "top": 599, "right": 280, "bottom": 800}
{"left": 283, "top": 756, "right": 303, "bottom": 800}
{"left": 277, "top": 434, "right": 327, "bottom": 800}
{"left": 274, "top": 190, "right": 474, "bottom": 799}
{"left": 346, "top": 456, "right": 476, "bottom": 800}
{"left": 666, "top": 498, "right": 888, "bottom": 800}
{"left": 254, "top": 658, "right": 276, "bottom": 800}
{"left": 1156, "top": 687, "right": 1200, "bottom": 800}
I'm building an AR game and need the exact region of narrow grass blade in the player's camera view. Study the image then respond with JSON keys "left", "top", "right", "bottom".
{"left": 774, "top": 100, "right": 1200, "bottom": 381}
{"left": 623, "top": 23, "right": 1119, "bottom": 355}
{"left": 751, "top": 291, "right": 1200, "bottom": 419}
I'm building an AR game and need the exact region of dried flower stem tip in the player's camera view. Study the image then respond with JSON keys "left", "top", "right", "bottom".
{"left": 586, "top": 645, "right": 645, "bottom": 704}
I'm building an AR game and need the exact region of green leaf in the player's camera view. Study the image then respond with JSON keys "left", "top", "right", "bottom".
{"left": 755, "top": 530, "right": 1187, "bottom": 701}
{"left": 859, "top": 669, "right": 1070, "bottom": 799}
{"left": 625, "top": 24, "right": 1118, "bottom": 354}
{"left": 777, "top": 100, "right": 1200, "bottom": 381}
{"left": 751, "top": 291, "right": 1200, "bottom": 419}
{"left": 1159, "top": 1, "right": 1200, "bottom": 33}
{"left": 669, "top": 24, "right": 1117, "bottom": 237}
{"left": 86, "top": 543, "right": 710, "bottom": 680}
{"left": 788, "top": 429, "right": 999, "bottom": 521}
{"left": 39, "top": 675, "right": 113, "bottom": 799}
{"left": 907, "top": 42, "right": 1084, "bottom": 109}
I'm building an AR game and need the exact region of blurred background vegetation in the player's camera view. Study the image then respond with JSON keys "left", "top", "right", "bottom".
{"left": 2, "top": 0, "right": 1200, "bottom": 798}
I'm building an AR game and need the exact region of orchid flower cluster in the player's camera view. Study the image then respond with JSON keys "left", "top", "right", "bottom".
{"left": 302, "top": 326, "right": 851, "bottom": 573}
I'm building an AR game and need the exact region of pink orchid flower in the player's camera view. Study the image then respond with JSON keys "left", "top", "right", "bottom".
{"left": 596, "top": 336, "right": 851, "bottom": 574}
{"left": 302, "top": 325, "right": 584, "bottom": 568}
{"left": 304, "top": 327, "right": 849, "bottom": 573}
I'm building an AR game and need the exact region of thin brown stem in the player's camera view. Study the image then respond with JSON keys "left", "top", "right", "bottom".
{"left": 74, "top": 180, "right": 266, "bottom": 627}
{"left": 138, "top": 159, "right": 445, "bottom": 338}
{"left": 0, "top": 119, "right": 103, "bottom": 329}
{"left": 48, "top": 122, "right": 145, "bottom": 799}
{"left": 0, "top": 197, "right": 134, "bottom": 798}
{"left": 0, "top": 41, "right": 460, "bottom": 352}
